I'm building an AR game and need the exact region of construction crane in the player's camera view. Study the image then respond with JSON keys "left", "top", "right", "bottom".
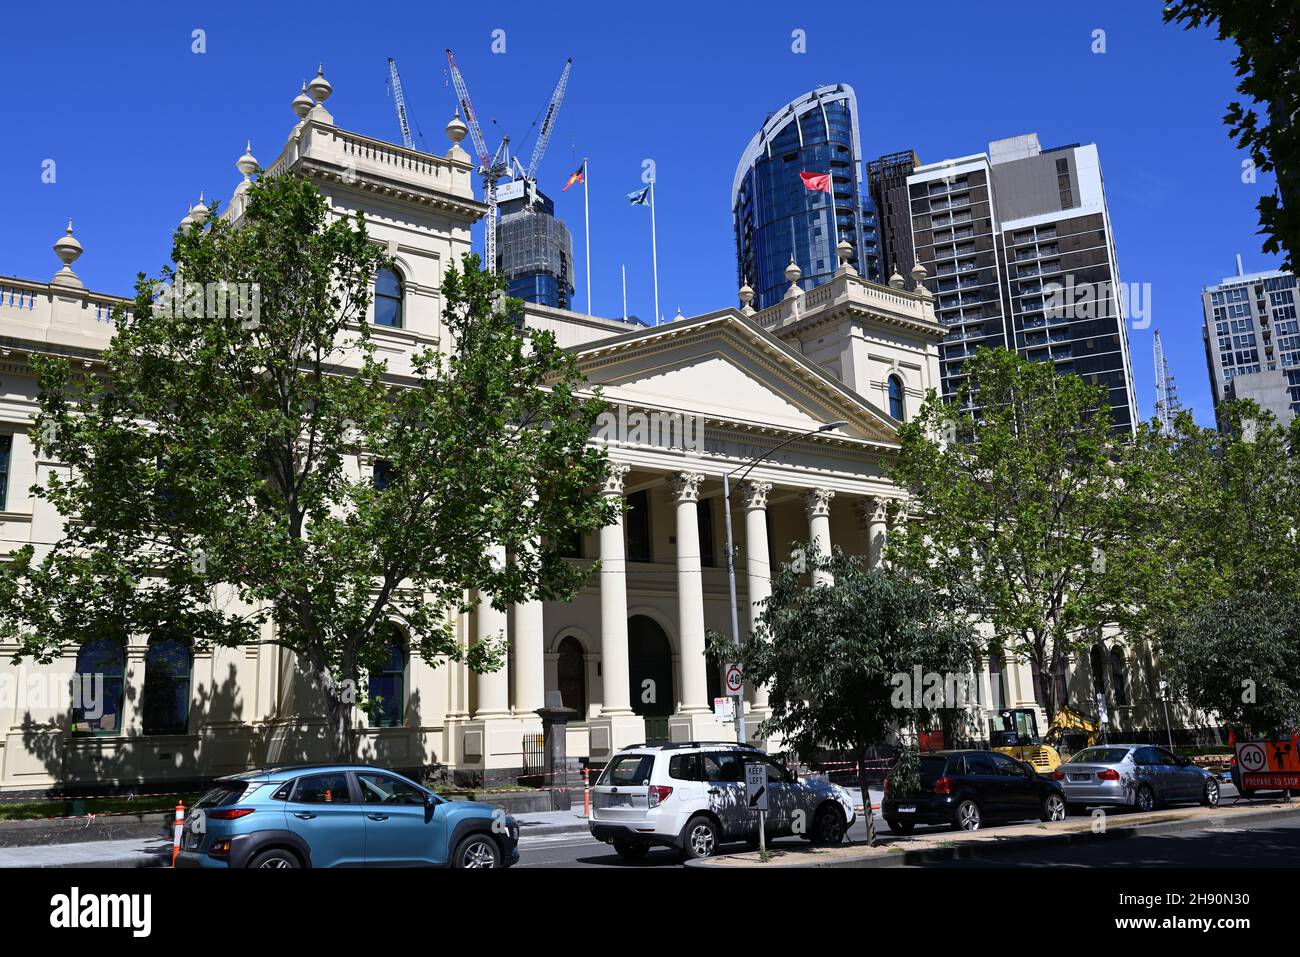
{"left": 386, "top": 58, "right": 416, "bottom": 150}
{"left": 1154, "top": 328, "right": 1182, "bottom": 434}
{"left": 513, "top": 58, "right": 572, "bottom": 207}
{"left": 445, "top": 48, "right": 511, "bottom": 273}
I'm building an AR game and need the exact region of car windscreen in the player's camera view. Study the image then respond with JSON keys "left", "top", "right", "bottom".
{"left": 1068, "top": 747, "right": 1130, "bottom": 765}
{"left": 193, "top": 781, "right": 251, "bottom": 809}
{"left": 598, "top": 754, "right": 655, "bottom": 786}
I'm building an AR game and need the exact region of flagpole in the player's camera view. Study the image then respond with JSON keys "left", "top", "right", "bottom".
{"left": 583, "top": 157, "right": 591, "bottom": 317}
{"left": 828, "top": 166, "right": 840, "bottom": 271}
{"left": 650, "top": 179, "right": 660, "bottom": 326}
{"left": 621, "top": 263, "right": 627, "bottom": 321}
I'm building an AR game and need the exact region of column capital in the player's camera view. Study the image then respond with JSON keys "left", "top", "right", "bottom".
{"left": 739, "top": 479, "right": 773, "bottom": 511}
{"left": 602, "top": 462, "right": 631, "bottom": 497}
{"left": 803, "top": 486, "right": 835, "bottom": 519}
{"left": 671, "top": 470, "right": 705, "bottom": 503}
{"left": 855, "top": 496, "right": 890, "bottom": 527}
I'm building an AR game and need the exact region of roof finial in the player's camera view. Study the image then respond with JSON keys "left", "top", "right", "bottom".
{"left": 52, "top": 219, "right": 85, "bottom": 288}
{"left": 835, "top": 238, "right": 857, "bottom": 278}
{"left": 292, "top": 81, "right": 314, "bottom": 119}
{"left": 738, "top": 282, "right": 755, "bottom": 316}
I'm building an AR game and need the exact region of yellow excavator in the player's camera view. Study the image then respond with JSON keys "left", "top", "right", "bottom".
{"left": 989, "top": 706, "right": 1101, "bottom": 774}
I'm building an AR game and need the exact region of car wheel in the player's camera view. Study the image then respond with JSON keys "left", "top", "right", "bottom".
{"left": 452, "top": 833, "right": 501, "bottom": 869}
{"left": 1201, "top": 778, "right": 1220, "bottom": 807}
{"left": 247, "top": 848, "right": 300, "bottom": 869}
{"left": 811, "top": 804, "right": 847, "bottom": 845}
{"left": 613, "top": 841, "right": 649, "bottom": 860}
{"left": 953, "top": 799, "right": 981, "bottom": 832}
{"left": 681, "top": 815, "right": 720, "bottom": 860}
{"left": 1042, "top": 792, "right": 1067, "bottom": 822}
{"left": 1135, "top": 785, "right": 1156, "bottom": 813}
{"left": 887, "top": 818, "right": 914, "bottom": 835}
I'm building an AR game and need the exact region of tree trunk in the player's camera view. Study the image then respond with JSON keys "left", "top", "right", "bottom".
{"left": 319, "top": 666, "right": 354, "bottom": 762}
{"left": 857, "top": 746, "right": 877, "bottom": 847}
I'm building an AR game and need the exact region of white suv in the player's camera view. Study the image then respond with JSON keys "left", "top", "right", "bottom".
{"left": 588, "top": 742, "right": 857, "bottom": 860}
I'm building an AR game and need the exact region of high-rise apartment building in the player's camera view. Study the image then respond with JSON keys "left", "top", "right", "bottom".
{"left": 496, "top": 179, "right": 575, "bottom": 310}
{"left": 906, "top": 133, "right": 1138, "bottom": 432}
{"left": 1201, "top": 265, "right": 1300, "bottom": 427}
{"left": 867, "top": 149, "right": 920, "bottom": 286}
{"left": 732, "top": 84, "right": 881, "bottom": 311}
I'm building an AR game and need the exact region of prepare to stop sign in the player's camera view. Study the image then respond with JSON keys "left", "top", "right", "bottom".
{"left": 725, "top": 664, "right": 743, "bottom": 694}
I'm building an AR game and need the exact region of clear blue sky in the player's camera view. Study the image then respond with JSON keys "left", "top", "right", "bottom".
{"left": 0, "top": 0, "right": 1279, "bottom": 426}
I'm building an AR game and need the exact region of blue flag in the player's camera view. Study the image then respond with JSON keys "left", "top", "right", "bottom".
{"left": 627, "top": 185, "right": 651, "bottom": 206}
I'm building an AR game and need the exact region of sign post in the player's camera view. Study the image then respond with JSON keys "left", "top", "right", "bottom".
{"left": 725, "top": 663, "right": 745, "bottom": 743}
{"left": 746, "top": 762, "right": 769, "bottom": 855}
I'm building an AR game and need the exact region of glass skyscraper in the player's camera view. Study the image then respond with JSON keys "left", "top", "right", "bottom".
{"left": 732, "top": 84, "right": 881, "bottom": 311}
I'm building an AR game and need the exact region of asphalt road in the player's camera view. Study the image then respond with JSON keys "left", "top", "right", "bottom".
{"left": 911, "top": 808, "right": 1300, "bottom": 868}
{"left": 517, "top": 807, "right": 882, "bottom": 868}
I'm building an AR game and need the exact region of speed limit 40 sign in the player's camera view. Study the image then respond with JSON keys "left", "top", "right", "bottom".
{"left": 724, "top": 664, "right": 743, "bottom": 695}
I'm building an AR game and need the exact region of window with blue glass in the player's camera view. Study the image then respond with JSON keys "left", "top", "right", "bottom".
{"left": 73, "top": 639, "right": 126, "bottom": 735}
{"left": 0, "top": 435, "right": 10, "bottom": 510}
{"left": 143, "top": 635, "right": 192, "bottom": 735}
{"left": 374, "top": 267, "right": 404, "bottom": 328}
{"left": 373, "top": 459, "right": 394, "bottom": 490}
{"left": 368, "top": 627, "right": 406, "bottom": 727}
{"left": 888, "top": 375, "right": 906, "bottom": 420}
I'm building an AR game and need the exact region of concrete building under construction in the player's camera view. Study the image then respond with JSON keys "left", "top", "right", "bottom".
{"left": 495, "top": 179, "right": 575, "bottom": 310}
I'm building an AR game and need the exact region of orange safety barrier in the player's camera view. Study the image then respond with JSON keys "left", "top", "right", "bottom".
{"left": 171, "top": 802, "right": 185, "bottom": 867}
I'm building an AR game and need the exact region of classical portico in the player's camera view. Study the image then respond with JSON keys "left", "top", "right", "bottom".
{"left": 449, "top": 308, "right": 917, "bottom": 774}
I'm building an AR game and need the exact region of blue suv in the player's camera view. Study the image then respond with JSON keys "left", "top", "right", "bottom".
{"left": 174, "top": 764, "right": 519, "bottom": 868}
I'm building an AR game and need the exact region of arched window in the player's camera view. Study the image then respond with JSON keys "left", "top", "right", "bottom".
{"left": 888, "top": 375, "right": 905, "bottom": 420}
{"left": 374, "top": 267, "right": 404, "bottom": 328}
{"left": 368, "top": 627, "right": 406, "bottom": 727}
{"left": 556, "top": 636, "right": 586, "bottom": 716}
{"left": 1089, "top": 643, "right": 1108, "bottom": 697}
{"left": 73, "top": 639, "right": 126, "bottom": 735}
{"left": 1109, "top": 646, "right": 1129, "bottom": 707}
{"left": 143, "top": 635, "right": 192, "bottom": 735}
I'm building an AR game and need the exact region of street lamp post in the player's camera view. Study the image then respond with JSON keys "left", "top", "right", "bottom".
{"left": 723, "top": 420, "right": 848, "bottom": 744}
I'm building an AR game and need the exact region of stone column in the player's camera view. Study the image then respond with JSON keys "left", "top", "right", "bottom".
{"left": 741, "top": 480, "right": 773, "bottom": 714}
{"left": 672, "top": 471, "right": 709, "bottom": 714}
{"left": 587, "top": 463, "right": 643, "bottom": 759}
{"left": 512, "top": 541, "right": 546, "bottom": 716}
{"left": 473, "top": 543, "right": 510, "bottom": 719}
{"left": 669, "top": 471, "right": 727, "bottom": 743}
{"left": 598, "top": 465, "right": 632, "bottom": 716}
{"left": 804, "top": 487, "right": 836, "bottom": 586}
{"left": 857, "top": 496, "right": 889, "bottom": 569}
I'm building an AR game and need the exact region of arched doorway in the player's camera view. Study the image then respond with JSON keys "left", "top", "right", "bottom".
{"left": 556, "top": 635, "right": 587, "bottom": 717}
{"left": 628, "top": 615, "right": 673, "bottom": 743}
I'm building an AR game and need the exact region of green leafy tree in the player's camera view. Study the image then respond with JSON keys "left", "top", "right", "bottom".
{"left": 709, "top": 546, "right": 979, "bottom": 846}
{"left": 0, "top": 173, "right": 613, "bottom": 759}
{"left": 889, "top": 347, "right": 1134, "bottom": 720}
{"left": 1161, "top": 592, "right": 1300, "bottom": 738}
{"left": 1110, "top": 401, "right": 1300, "bottom": 645}
{"left": 1165, "top": 1, "right": 1300, "bottom": 270}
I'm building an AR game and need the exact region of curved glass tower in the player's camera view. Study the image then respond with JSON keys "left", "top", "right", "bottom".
{"left": 732, "top": 84, "right": 881, "bottom": 311}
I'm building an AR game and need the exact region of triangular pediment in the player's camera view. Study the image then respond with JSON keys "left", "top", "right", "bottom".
{"left": 566, "top": 311, "right": 899, "bottom": 445}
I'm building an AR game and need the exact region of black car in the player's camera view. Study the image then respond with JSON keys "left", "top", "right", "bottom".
{"left": 881, "top": 749, "right": 1068, "bottom": 833}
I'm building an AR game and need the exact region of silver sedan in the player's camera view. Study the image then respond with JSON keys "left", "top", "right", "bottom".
{"left": 1052, "top": 744, "right": 1220, "bottom": 812}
